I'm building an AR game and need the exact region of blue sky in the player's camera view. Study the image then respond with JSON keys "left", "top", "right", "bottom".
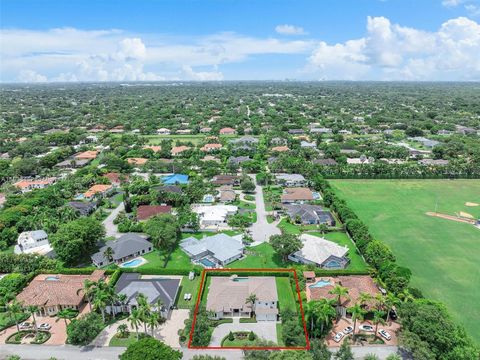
{"left": 1, "top": 0, "right": 479, "bottom": 81}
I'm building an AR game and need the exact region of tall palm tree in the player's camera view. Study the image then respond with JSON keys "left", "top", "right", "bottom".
{"left": 147, "top": 311, "right": 161, "bottom": 336}
{"left": 358, "top": 292, "right": 372, "bottom": 307}
{"left": 372, "top": 310, "right": 386, "bottom": 337}
{"left": 7, "top": 300, "right": 23, "bottom": 333}
{"left": 128, "top": 308, "right": 142, "bottom": 340}
{"left": 136, "top": 293, "right": 151, "bottom": 334}
{"left": 57, "top": 309, "right": 72, "bottom": 327}
{"left": 384, "top": 293, "right": 401, "bottom": 323}
{"left": 245, "top": 293, "right": 258, "bottom": 318}
{"left": 305, "top": 299, "right": 336, "bottom": 338}
{"left": 118, "top": 294, "right": 128, "bottom": 313}
{"left": 103, "top": 247, "right": 115, "bottom": 264}
{"left": 83, "top": 279, "right": 96, "bottom": 311}
{"left": 328, "top": 285, "right": 349, "bottom": 319}
{"left": 26, "top": 305, "right": 39, "bottom": 334}
{"left": 374, "top": 294, "right": 386, "bottom": 311}
{"left": 93, "top": 289, "right": 109, "bottom": 323}
{"left": 346, "top": 303, "right": 365, "bottom": 334}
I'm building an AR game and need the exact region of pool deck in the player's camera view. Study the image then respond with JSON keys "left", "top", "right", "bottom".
{"left": 306, "top": 276, "right": 335, "bottom": 302}
{"left": 119, "top": 256, "right": 147, "bottom": 268}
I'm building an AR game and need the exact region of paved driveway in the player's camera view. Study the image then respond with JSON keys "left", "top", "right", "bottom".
{"left": 102, "top": 202, "right": 124, "bottom": 238}
{"left": 247, "top": 174, "right": 281, "bottom": 245}
{"left": 91, "top": 309, "right": 189, "bottom": 348}
{"left": 210, "top": 318, "right": 278, "bottom": 346}
{"left": 0, "top": 314, "right": 67, "bottom": 345}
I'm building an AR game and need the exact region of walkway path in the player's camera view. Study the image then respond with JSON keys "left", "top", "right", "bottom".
{"left": 102, "top": 202, "right": 124, "bottom": 238}
{"left": 210, "top": 318, "right": 278, "bottom": 346}
{"left": 247, "top": 174, "right": 281, "bottom": 245}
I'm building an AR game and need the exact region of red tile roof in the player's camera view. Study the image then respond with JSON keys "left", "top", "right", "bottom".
{"left": 137, "top": 205, "right": 172, "bottom": 220}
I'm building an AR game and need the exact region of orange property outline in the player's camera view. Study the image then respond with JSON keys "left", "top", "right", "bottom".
{"left": 187, "top": 268, "right": 310, "bottom": 350}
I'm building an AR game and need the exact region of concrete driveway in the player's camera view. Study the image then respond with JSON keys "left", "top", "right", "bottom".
{"left": 0, "top": 314, "right": 67, "bottom": 345}
{"left": 210, "top": 318, "right": 278, "bottom": 346}
{"left": 102, "top": 202, "right": 124, "bottom": 238}
{"left": 91, "top": 309, "right": 189, "bottom": 348}
{"left": 247, "top": 174, "right": 281, "bottom": 245}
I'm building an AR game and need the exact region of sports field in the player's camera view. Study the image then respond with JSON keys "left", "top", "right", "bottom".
{"left": 330, "top": 179, "right": 480, "bottom": 343}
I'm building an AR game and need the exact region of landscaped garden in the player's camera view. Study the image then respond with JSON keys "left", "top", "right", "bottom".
{"left": 221, "top": 331, "right": 257, "bottom": 347}
{"left": 6, "top": 330, "right": 51, "bottom": 344}
{"left": 331, "top": 179, "right": 480, "bottom": 343}
{"left": 109, "top": 332, "right": 151, "bottom": 347}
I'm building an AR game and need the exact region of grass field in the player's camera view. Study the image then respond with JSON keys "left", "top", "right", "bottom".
{"left": 276, "top": 277, "right": 297, "bottom": 314}
{"left": 331, "top": 179, "right": 480, "bottom": 343}
{"left": 229, "top": 242, "right": 285, "bottom": 268}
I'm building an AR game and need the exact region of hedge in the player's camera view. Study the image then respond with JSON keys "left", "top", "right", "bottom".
{"left": 122, "top": 267, "right": 201, "bottom": 276}
{"left": 204, "top": 270, "right": 291, "bottom": 277}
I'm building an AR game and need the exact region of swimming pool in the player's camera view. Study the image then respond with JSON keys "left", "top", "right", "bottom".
{"left": 232, "top": 277, "right": 249, "bottom": 282}
{"left": 309, "top": 279, "right": 332, "bottom": 288}
{"left": 45, "top": 276, "right": 59, "bottom": 281}
{"left": 199, "top": 258, "right": 216, "bottom": 267}
{"left": 122, "top": 258, "right": 143, "bottom": 268}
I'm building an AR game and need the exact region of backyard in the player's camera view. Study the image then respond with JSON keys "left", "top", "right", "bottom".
{"left": 331, "top": 179, "right": 480, "bottom": 343}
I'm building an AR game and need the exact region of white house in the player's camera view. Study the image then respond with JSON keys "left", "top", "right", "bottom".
{"left": 275, "top": 173, "right": 307, "bottom": 187}
{"left": 14, "top": 230, "right": 55, "bottom": 257}
{"left": 157, "top": 128, "right": 171, "bottom": 135}
{"left": 192, "top": 204, "right": 238, "bottom": 229}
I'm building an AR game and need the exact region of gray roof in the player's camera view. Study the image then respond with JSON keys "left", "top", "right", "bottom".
{"left": 275, "top": 173, "right": 305, "bottom": 182}
{"left": 29, "top": 230, "right": 48, "bottom": 241}
{"left": 115, "top": 273, "right": 180, "bottom": 308}
{"left": 155, "top": 185, "right": 182, "bottom": 194}
{"left": 180, "top": 233, "right": 244, "bottom": 262}
{"left": 229, "top": 156, "right": 251, "bottom": 165}
{"left": 91, "top": 233, "right": 151, "bottom": 264}
{"left": 284, "top": 204, "right": 335, "bottom": 224}
{"left": 230, "top": 136, "right": 259, "bottom": 144}
{"left": 67, "top": 201, "right": 97, "bottom": 216}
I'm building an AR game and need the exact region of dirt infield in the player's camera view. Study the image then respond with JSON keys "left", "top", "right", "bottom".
{"left": 465, "top": 202, "right": 479, "bottom": 207}
{"left": 426, "top": 212, "right": 476, "bottom": 224}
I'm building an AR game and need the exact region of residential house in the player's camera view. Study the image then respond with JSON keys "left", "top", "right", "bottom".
{"left": 281, "top": 187, "right": 314, "bottom": 204}
{"left": 283, "top": 204, "right": 336, "bottom": 226}
{"left": 271, "top": 137, "right": 286, "bottom": 146}
{"left": 275, "top": 173, "right": 307, "bottom": 187}
{"left": 74, "top": 150, "right": 98, "bottom": 160}
{"left": 171, "top": 145, "right": 190, "bottom": 156}
{"left": 127, "top": 158, "right": 148, "bottom": 166}
{"left": 176, "top": 129, "right": 192, "bottom": 135}
{"left": 347, "top": 157, "right": 374, "bottom": 165}
{"left": 206, "top": 275, "right": 278, "bottom": 321}
{"left": 200, "top": 127, "right": 212, "bottom": 133}
{"left": 217, "top": 185, "right": 237, "bottom": 203}
{"left": 91, "top": 233, "right": 153, "bottom": 267}
{"left": 157, "top": 128, "right": 171, "bottom": 135}
{"left": 107, "top": 273, "right": 180, "bottom": 318}
{"left": 288, "top": 129, "right": 304, "bottom": 135}
{"left": 201, "top": 143, "right": 223, "bottom": 152}
{"left": 310, "top": 127, "right": 332, "bottom": 134}
{"left": 300, "top": 141, "right": 317, "bottom": 149}
{"left": 229, "top": 156, "right": 251, "bottom": 166}
{"left": 67, "top": 201, "right": 97, "bottom": 216}
{"left": 271, "top": 146, "right": 289, "bottom": 153}
{"left": 109, "top": 125, "right": 124, "bottom": 133}
{"left": 83, "top": 184, "right": 113, "bottom": 200}
{"left": 219, "top": 127, "right": 236, "bottom": 135}
{"left": 307, "top": 275, "right": 381, "bottom": 317}
{"left": 409, "top": 137, "right": 440, "bottom": 148}
{"left": 103, "top": 172, "right": 129, "bottom": 187}
{"left": 16, "top": 270, "right": 105, "bottom": 317}
{"left": 143, "top": 145, "right": 162, "bottom": 153}
{"left": 230, "top": 136, "right": 259, "bottom": 145}
{"left": 0, "top": 193, "right": 5, "bottom": 208}
{"left": 313, "top": 159, "right": 338, "bottom": 166}
{"left": 155, "top": 185, "right": 183, "bottom": 194}
{"left": 180, "top": 233, "right": 244, "bottom": 267}
{"left": 212, "top": 175, "right": 240, "bottom": 186}
{"left": 201, "top": 155, "right": 220, "bottom": 163}
{"left": 137, "top": 205, "right": 172, "bottom": 221}
{"left": 55, "top": 158, "right": 91, "bottom": 169}
{"left": 14, "top": 178, "right": 57, "bottom": 193}
{"left": 288, "top": 234, "right": 349, "bottom": 269}
{"left": 14, "top": 230, "right": 54, "bottom": 257}
{"left": 192, "top": 204, "right": 238, "bottom": 229}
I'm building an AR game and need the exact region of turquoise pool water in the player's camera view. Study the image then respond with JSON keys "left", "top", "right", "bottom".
{"left": 309, "top": 279, "right": 331, "bottom": 288}
{"left": 233, "top": 277, "right": 249, "bottom": 282}
{"left": 122, "top": 258, "right": 143, "bottom": 267}
{"left": 45, "top": 276, "right": 59, "bottom": 281}
{"left": 199, "top": 258, "right": 216, "bottom": 267}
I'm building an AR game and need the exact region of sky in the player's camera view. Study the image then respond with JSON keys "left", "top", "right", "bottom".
{"left": 1, "top": 0, "right": 480, "bottom": 82}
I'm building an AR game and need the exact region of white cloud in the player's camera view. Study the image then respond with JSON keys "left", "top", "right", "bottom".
{"left": 181, "top": 65, "right": 224, "bottom": 81}
{"left": 275, "top": 24, "right": 307, "bottom": 35}
{"left": 17, "top": 70, "right": 47, "bottom": 82}
{"left": 306, "top": 16, "right": 480, "bottom": 80}
{"left": 442, "top": 0, "right": 464, "bottom": 7}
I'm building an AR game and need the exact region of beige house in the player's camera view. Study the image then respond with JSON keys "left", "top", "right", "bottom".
{"left": 206, "top": 275, "right": 278, "bottom": 321}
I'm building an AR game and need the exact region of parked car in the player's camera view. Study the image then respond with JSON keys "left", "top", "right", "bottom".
{"left": 359, "top": 324, "right": 374, "bottom": 332}
{"left": 333, "top": 332, "right": 344, "bottom": 343}
{"left": 379, "top": 329, "right": 392, "bottom": 340}
{"left": 38, "top": 323, "right": 51, "bottom": 330}
{"left": 19, "top": 322, "right": 32, "bottom": 330}
{"left": 343, "top": 326, "right": 354, "bottom": 334}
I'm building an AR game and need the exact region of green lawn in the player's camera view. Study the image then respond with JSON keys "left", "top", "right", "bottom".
{"left": 229, "top": 243, "right": 285, "bottom": 268}
{"left": 140, "top": 248, "right": 194, "bottom": 271}
{"left": 276, "top": 323, "right": 285, "bottom": 346}
{"left": 221, "top": 332, "right": 258, "bottom": 347}
{"left": 278, "top": 219, "right": 301, "bottom": 234}
{"left": 176, "top": 276, "right": 201, "bottom": 309}
{"left": 331, "top": 179, "right": 480, "bottom": 343}
{"left": 109, "top": 332, "right": 150, "bottom": 347}
{"left": 309, "top": 232, "right": 368, "bottom": 272}
{"left": 276, "top": 277, "right": 297, "bottom": 314}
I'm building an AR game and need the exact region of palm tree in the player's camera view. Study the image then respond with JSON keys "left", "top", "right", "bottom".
{"left": 118, "top": 294, "right": 128, "bottom": 313}
{"left": 147, "top": 311, "right": 161, "bottom": 336}
{"left": 305, "top": 299, "right": 336, "bottom": 337}
{"left": 83, "top": 279, "right": 96, "bottom": 311}
{"left": 328, "top": 285, "right": 349, "bottom": 319}
{"left": 136, "top": 293, "right": 151, "bottom": 334}
{"left": 346, "top": 303, "right": 365, "bottom": 334}
{"left": 372, "top": 310, "right": 386, "bottom": 337}
{"left": 384, "top": 293, "right": 401, "bottom": 323}
{"left": 26, "top": 305, "right": 39, "bottom": 334}
{"left": 92, "top": 289, "right": 109, "bottom": 323}
{"left": 358, "top": 292, "right": 372, "bottom": 307}
{"left": 103, "top": 246, "right": 115, "bottom": 264}
{"left": 117, "top": 323, "right": 129, "bottom": 338}
{"left": 128, "top": 308, "right": 142, "bottom": 340}
{"left": 374, "top": 294, "right": 386, "bottom": 311}
{"left": 7, "top": 300, "right": 23, "bottom": 333}
{"left": 57, "top": 309, "right": 72, "bottom": 327}
{"left": 398, "top": 288, "right": 415, "bottom": 303}
{"left": 245, "top": 293, "right": 258, "bottom": 318}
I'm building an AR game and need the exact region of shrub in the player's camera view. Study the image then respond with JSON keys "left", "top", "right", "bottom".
{"left": 67, "top": 312, "right": 104, "bottom": 345}
{"left": 248, "top": 331, "right": 255, "bottom": 341}
{"left": 228, "top": 331, "right": 234, "bottom": 341}
{"left": 120, "top": 337, "right": 182, "bottom": 360}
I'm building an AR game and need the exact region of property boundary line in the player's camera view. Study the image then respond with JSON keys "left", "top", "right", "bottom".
{"left": 188, "top": 268, "right": 310, "bottom": 350}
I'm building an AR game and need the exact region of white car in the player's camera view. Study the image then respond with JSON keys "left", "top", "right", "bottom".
{"left": 333, "top": 332, "right": 344, "bottom": 343}
{"left": 19, "top": 322, "right": 32, "bottom": 330}
{"left": 38, "top": 323, "right": 51, "bottom": 331}
{"left": 379, "top": 329, "right": 392, "bottom": 340}
{"left": 359, "top": 324, "right": 375, "bottom": 332}
{"left": 343, "top": 326, "right": 354, "bottom": 334}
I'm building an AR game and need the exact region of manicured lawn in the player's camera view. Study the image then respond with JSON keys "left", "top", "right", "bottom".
{"left": 309, "top": 232, "right": 368, "bottom": 272}
{"left": 229, "top": 242, "right": 285, "bottom": 268}
{"left": 140, "top": 248, "right": 194, "bottom": 271}
{"left": 276, "top": 277, "right": 297, "bottom": 314}
{"left": 221, "top": 332, "right": 258, "bottom": 347}
{"left": 331, "top": 179, "right": 480, "bottom": 343}
{"left": 176, "top": 276, "right": 201, "bottom": 309}
{"left": 276, "top": 323, "right": 285, "bottom": 346}
{"left": 109, "top": 332, "right": 150, "bottom": 347}
{"left": 278, "top": 219, "right": 301, "bottom": 234}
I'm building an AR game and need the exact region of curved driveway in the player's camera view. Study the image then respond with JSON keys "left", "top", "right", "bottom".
{"left": 210, "top": 318, "right": 278, "bottom": 346}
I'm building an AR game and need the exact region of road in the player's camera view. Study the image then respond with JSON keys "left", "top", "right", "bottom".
{"left": 102, "top": 202, "right": 124, "bottom": 238}
{"left": 0, "top": 344, "right": 399, "bottom": 359}
{"left": 247, "top": 174, "right": 281, "bottom": 245}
